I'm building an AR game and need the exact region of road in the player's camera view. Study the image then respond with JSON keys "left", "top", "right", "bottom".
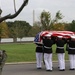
{"left": 1, "top": 62, "right": 75, "bottom": 75}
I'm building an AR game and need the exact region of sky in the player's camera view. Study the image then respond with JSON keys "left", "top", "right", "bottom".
{"left": 0, "top": 0, "right": 75, "bottom": 25}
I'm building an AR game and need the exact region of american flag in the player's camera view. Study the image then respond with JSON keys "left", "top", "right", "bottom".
{"left": 34, "top": 31, "right": 49, "bottom": 43}
{"left": 34, "top": 31, "right": 75, "bottom": 43}
{"left": 34, "top": 32, "right": 41, "bottom": 43}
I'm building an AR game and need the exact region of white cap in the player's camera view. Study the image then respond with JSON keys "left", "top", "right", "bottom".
{"left": 57, "top": 36, "right": 63, "bottom": 38}
{"left": 45, "top": 34, "right": 51, "bottom": 37}
{"left": 71, "top": 35, "right": 75, "bottom": 39}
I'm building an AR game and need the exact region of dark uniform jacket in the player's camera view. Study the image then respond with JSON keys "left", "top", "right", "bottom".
{"left": 43, "top": 38, "right": 53, "bottom": 53}
{"left": 56, "top": 39, "right": 66, "bottom": 53}
{"left": 67, "top": 40, "right": 75, "bottom": 54}
{"left": 35, "top": 43, "right": 43, "bottom": 53}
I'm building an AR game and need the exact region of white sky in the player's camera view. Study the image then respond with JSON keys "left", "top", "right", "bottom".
{"left": 0, "top": 0, "right": 75, "bottom": 25}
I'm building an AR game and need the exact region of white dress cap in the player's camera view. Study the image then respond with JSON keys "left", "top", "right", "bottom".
{"left": 57, "top": 36, "right": 63, "bottom": 38}
{"left": 45, "top": 34, "right": 51, "bottom": 37}
{"left": 71, "top": 35, "right": 75, "bottom": 39}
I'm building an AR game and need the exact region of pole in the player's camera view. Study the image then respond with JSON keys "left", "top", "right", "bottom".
{"left": 0, "top": 0, "right": 2, "bottom": 18}
{"left": 13, "top": 0, "right": 16, "bottom": 12}
{"left": 33, "top": 10, "right": 35, "bottom": 25}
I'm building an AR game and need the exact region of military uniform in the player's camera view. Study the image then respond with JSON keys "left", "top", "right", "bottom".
{"left": 34, "top": 32, "right": 43, "bottom": 69}
{"left": 56, "top": 36, "right": 66, "bottom": 71}
{"left": 67, "top": 36, "right": 75, "bottom": 70}
{"left": 0, "top": 50, "right": 7, "bottom": 74}
{"left": 35, "top": 42, "right": 43, "bottom": 69}
{"left": 43, "top": 34, "right": 53, "bottom": 71}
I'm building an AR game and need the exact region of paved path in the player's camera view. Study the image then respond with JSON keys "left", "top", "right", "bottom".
{"left": 1, "top": 62, "right": 75, "bottom": 75}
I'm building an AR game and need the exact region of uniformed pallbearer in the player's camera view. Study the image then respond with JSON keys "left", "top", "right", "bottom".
{"left": 34, "top": 32, "right": 43, "bottom": 69}
{"left": 43, "top": 34, "right": 54, "bottom": 71}
{"left": 67, "top": 35, "right": 75, "bottom": 70}
{"left": 35, "top": 41, "right": 43, "bottom": 69}
{"left": 55, "top": 36, "right": 66, "bottom": 71}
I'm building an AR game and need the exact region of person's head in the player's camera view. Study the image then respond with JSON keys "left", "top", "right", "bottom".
{"left": 44, "top": 34, "right": 52, "bottom": 39}
{"left": 71, "top": 35, "right": 75, "bottom": 40}
{"left": 57, "top": 36, "right": 63, "bottom": 40}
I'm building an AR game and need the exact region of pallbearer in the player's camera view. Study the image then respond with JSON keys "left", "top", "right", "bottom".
{"left": 43, "top": 34, "right": 54, "bottom": 71}
{"left": 67, "top": 35, "right": 75, "bottom": 70}
{"left": 34, "top": 32, "right": 43, "bottom": 69}
{"left": 35, "top": 41, "right": 43, "bottom": 69}
{"left": 55, "top": 36, "right": 66, "bottom": 71}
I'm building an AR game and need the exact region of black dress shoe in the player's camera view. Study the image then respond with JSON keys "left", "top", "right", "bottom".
{"left": 46, "top": 70, "right": 52, "bottom": 72}
{"left": 37, "top": 67, "right": 42, "bottom": 69}
{"left": 59, "top": 69, "right": 65, "bottom": 71}
{"left": 69, "top": 68, "right": 74, "bottom": 70}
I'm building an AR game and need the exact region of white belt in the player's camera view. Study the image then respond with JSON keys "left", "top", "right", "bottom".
{"left": 37, "top": 46, "right": 42, "bottom": 47}
{"left": 69, "top": 47, "right": 75, "bottom": 49}
{"left": 44, "top": 46, "right": 51, "bottom": 49}
{"left": 57, "top": 47, "right": 64, "bottom": 49}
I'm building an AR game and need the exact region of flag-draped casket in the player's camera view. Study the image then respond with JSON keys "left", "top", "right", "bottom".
{"left": 34, "top": 31, "right": 75, "bottom": 43}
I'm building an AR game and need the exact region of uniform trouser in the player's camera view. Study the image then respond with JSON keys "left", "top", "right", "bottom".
{"left": 69, "top": 54, "right": 75, "bottom": 69}
{"left": 57, "top": 53, "right": 65, "bottom": 70}
{"left": 44, "top": 53, "right": 52, "bottom": 70}
{"left": 36, "top": 52, "right": 43, "bottom": 68}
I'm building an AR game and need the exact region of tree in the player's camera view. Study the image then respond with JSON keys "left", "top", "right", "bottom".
{"left": 68, "top": 20, "right": 75, "bottom": 32}
{"left": 14, "top": 21, "right": 31, "bottom": 37}
{"left": 51, "top": 23, "right": 65, "bottom": 31}
{"left": 62, "top": 23, "right": 70, "bottom": 31}
{"left": 0, "top": 21, "right": 9, "bottom": 42}
{"left": 7, "top": 21, "right": 17, "bottom": 42}
{"left": 40, "top": 10, "right": 51, "bottom": 31}
{"left": 0, "top": 0, "right": 29, "bottom": 23}
{"left": 50, "top": 10, "right": 64, "bottom": 30}
{"left": 28, "top": 21, "right": 41, "bottom": 36}
{"left": 40, "top": 10, "right": 64, "bottom": 31}
{"left": 54, "top": 10, "right": 64, "bottom": 23}
{"left": 7, "top": 20, "right": 31, "bottom": 42}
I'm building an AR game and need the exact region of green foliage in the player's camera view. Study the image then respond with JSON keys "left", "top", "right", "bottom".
{"left": 7, "top": 20, "right": 32, "bottom": 38}
{"left": 40, "top": 10, "right": 64, "bottom": 31}
{"left": 51, "top": 23, "right": 65, "bottom": 31}
{"left": 54, "top": 10, "right": 64, "bottom": 23}
{"left": 28, "top": 22, "right": 41, "bottom": 37}
{"left": 68, "top": 20, "right": 75, "bottom": 32}
{"left": 0, "top": 22, "right": 9, "bottom": 38}
{"left": 40, "top": 10, "right": 51, "bottom": 30}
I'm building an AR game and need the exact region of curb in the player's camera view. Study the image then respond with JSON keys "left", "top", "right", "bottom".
{"left": 5, "top": 62, "right": 36, "bottom": 65}
{"left": 5, "top": 60, "right": 69, "bottom": 65}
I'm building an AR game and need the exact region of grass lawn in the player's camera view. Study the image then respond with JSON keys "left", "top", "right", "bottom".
{"left": 0, "top": 43, "right": 69, "bottom": 62}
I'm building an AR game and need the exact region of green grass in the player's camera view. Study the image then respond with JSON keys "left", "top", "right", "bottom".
{"left": 0, "top": 43, "right": 69, "bottom": 62}
{"left": 52, "top": 44, "right": 69, "bottom": 61}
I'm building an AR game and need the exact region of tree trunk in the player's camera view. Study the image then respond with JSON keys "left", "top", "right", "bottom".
{"left": 13, "top": 37, "right": 17, "bottom": 43}
{"left": 0, "top": 0, "right": 29, "bottom": 23}
{"left": 0, "top": 37, "right": 1, "bottom": 43}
